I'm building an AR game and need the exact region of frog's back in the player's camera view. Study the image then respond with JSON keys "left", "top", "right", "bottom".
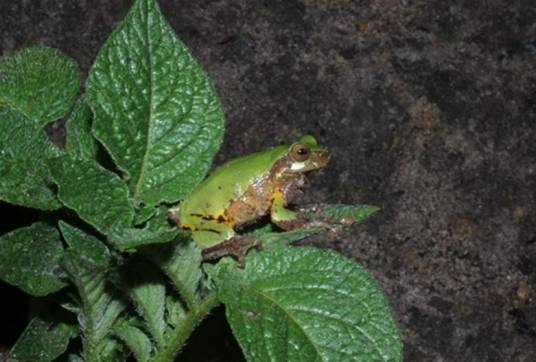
{"left": 180, "top": 144, "right": 288, "bottom": 219}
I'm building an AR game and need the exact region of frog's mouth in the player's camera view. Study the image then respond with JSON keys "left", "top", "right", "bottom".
{"left": 312, "top": 150, "right": 330, "bottom": 168}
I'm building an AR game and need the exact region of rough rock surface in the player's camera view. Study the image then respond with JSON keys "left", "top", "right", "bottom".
{"left": 1, "top": 1, "right": 535, "bottom": 361}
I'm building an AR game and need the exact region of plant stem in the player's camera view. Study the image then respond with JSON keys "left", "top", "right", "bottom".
{"left": 153, "top": 294, "right": 220, "bottom": 362}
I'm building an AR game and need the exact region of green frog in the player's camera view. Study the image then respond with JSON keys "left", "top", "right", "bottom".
{"left": 168, "top": 135, "right": 329, "bottom": 264}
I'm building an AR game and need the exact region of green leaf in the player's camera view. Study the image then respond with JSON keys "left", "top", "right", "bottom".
{"left": 0, "top": 223, "right": 67, "bottom": 296}
{"left": 215, "top": 247, "right": 402, "bottom": 362}
{"left": 60, "top": 223, "right": 126, "bottom": 358}
{"left": 109, "top": 204, "right": 178, "bottom": 249}
{"left": 120, "top": 257, "right": 166, "bottom": 348}
{"left": 10, "top": 316, "right": 78, "bottom": 362}
{"left": 50, "top": 157, "right": 134, "bottom": 233}
{"left": 99, "top": 338, "right": 129, "bottom": 362}
{"left": 144, "top": 205, "right": 176, "bottom": 230}
{"left": 0, "top": 47, "right": 80, "bottom": 123}
{"left": 66, "top": 97, "right": 99, "bottom": 159}
{"left": 165, "top": 294, "right": 186, "bottom": 329}
{"left": 134, "top": 204, "right": 158, "bottom": 225}
{"left": 143, "top": 237, "right": 202, "bottom": 308}
{"left": 108, "top": 224, "right": 178, "bottom": 250}
{"left": 114, "top": 319, "right": 154, "bottom": 362}
{"left": 86, "top": 0, "right": 224, "bottom": 206}
{"left": 252, "top": 228, "right": 322, "bottom": 249}
{"left": 59, "top": 221, "right": 110, "bottom": 267}
{"left": 306, "top": 204, "right": 381, "bottom": 224}
{"left": 0, "top": 106, "right": 62, "bottom": 209}
{"left": 0, "top": 106, "right": 61, "bottom": 159}
{"left": 0, "top": 158, "right": 61, "bottom": 210}
{"left": 66, "top": 354, "right": 84, "bottom": 362}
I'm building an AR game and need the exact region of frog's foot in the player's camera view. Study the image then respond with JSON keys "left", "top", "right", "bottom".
{"left": 202, "top": 235, "right": 262, "bottom": 267}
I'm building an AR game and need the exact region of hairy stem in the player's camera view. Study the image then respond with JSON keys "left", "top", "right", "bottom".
{"left": 153, "top": 294, "right": 220, "bottom": 362}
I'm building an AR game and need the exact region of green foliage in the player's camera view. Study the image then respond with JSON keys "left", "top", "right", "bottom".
{"left": 49, "top": 157, "right": 135, "bottom": 233}
{"left": 252, "top": 226, "right": 322, "bottom": 249}
{"left": 107, "top": 223, "right": 178, "bottom": 250}
{"left": 210, "top": 247, "right": 401, "bottom": 361}
{"left": 86, "top": 0, "right": 224, "bottom": 206}
{"left": 114, "top": 319, "right": 153, "bottom": 362}
{"left": 10, "top": 316, "right": 78, "bottom": 362}
{"left": 120, "top": 257, "right": 167, "bottom": 348}
{"left": 66, "top": 98, "right": 99, "bottom": 160}
{"left": 0, "top": 0, "right": 400, "bottom": 361}
{"left": 308, "top": 204, "right": 381, "bottom": 223}
{"left": 143, "top": 236, "right": 203, "bottom": 308}
{"left": 0, "top": 106, "right": 62, "bottom": 209}
{"left": 60, "top": 222, "right": 128, "bottom": 361}
{"left": 0, "top": 223, "right": 67, "bottom": 296}
{"left": 0, "top": 47, "right": 80, "bottom": 124}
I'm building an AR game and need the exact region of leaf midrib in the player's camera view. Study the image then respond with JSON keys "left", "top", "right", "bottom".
{"left": 133, "top": 0, "right": 155, "bottom": 201}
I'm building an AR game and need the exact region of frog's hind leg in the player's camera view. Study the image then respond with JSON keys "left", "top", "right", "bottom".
{"left": 202, "top": 235, "right": 262, "bottom": 267}
{"left": 190, "top": 220, "right": 235, "bottom": 249}
{"left": 190, "top": 220, "right": 261, "bottom": 266}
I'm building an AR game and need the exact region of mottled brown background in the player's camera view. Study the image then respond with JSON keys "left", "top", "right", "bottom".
{"left": 1, "top": 1, "right": 536, "bottom": 361}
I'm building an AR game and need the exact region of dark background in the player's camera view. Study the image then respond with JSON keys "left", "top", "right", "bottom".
{"left": 1, "top": 0, "right": 536, "bottom": 361}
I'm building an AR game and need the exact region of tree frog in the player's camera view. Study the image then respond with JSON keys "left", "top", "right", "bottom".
{"left": 168, "top": 135, "right": 329, "bottom": 264}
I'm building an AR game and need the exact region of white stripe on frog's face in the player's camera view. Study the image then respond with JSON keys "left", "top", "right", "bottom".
{"left": 290, "top": 161, "right": 306, "bottom": 171}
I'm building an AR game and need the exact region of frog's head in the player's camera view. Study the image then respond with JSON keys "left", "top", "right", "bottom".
{"left": 287, "top": 135, "right": 329, "bottom": 173}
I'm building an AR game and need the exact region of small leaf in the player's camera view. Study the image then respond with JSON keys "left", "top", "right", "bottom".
{"left": 108, "top": 223, "right": 178, "bottom": 250}
{"left": 0, "top": 106, "right": 62, "bottom": 209}
{"left": 66, "top": 97, "right": 99, "bottom": 159}
{"left": 66, "top": 354, "right": 84, "bottom": 362}
{"left": 252, "top": 228, "right": 322, "bottom": 249}
{"left": 86, "top": 0, "right": 225, "bottom": 206}
{"left": 134, "top": 204, "right": 158, "bottom": 225}
{"left": 59, "top": 221, "right": 110, "bottom": 267}
{"left": 0, "top": 158, "right": 61, "bottom": 210}
{"left": 306, "top": 204, "right": 381, "bottom": 224}
{"left": 99, "top": 337, "right": 129, "bottom": 362}
{"left": 0, "top": 223, "right": 67, "bottom": 296}
{"left": 0, "top": 106, "right": 61, "bottom": 159}
{"left": 215, "top": 247, "right": 402, "bottom": 362}
{"left": 120, "top": 257, "right": 166, "bottom": 348}
{"left": 10, "top": 316, "right": 78, "bottom": 362}
{"left": 61, "top": 223, "right": 126, "bottom": 354}
{"left": 143, "top": 236, "right": 202, "bottom": 308}
{"left": 50, "top": 157, "right": 134, "bottom": 233}
{"left": 0, "top": 47, "right": 80, "bottom": 123}
{"left": 114, "top": 319, "right": 154, "bottom": 362}
{"left": 144, "top": 205, "right": 176, "bottom": 231}
{"left": 109, "top": 204, "right": 178, "bottom": 249}
{"left": 165, "top": 294, "right": 186, "bottom": 328}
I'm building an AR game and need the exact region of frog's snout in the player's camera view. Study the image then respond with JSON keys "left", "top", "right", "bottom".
{"left": 314, "top": 149, "right": 330, "bottom": 168}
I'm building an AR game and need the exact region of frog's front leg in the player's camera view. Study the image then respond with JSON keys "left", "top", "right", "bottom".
{"left": 270, "top": 190, "right": 335, "bottom": 231}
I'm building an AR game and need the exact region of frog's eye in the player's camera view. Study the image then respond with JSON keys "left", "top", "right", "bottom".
{"left": 290, "top": 143, "right": 311, "bottom": 162}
